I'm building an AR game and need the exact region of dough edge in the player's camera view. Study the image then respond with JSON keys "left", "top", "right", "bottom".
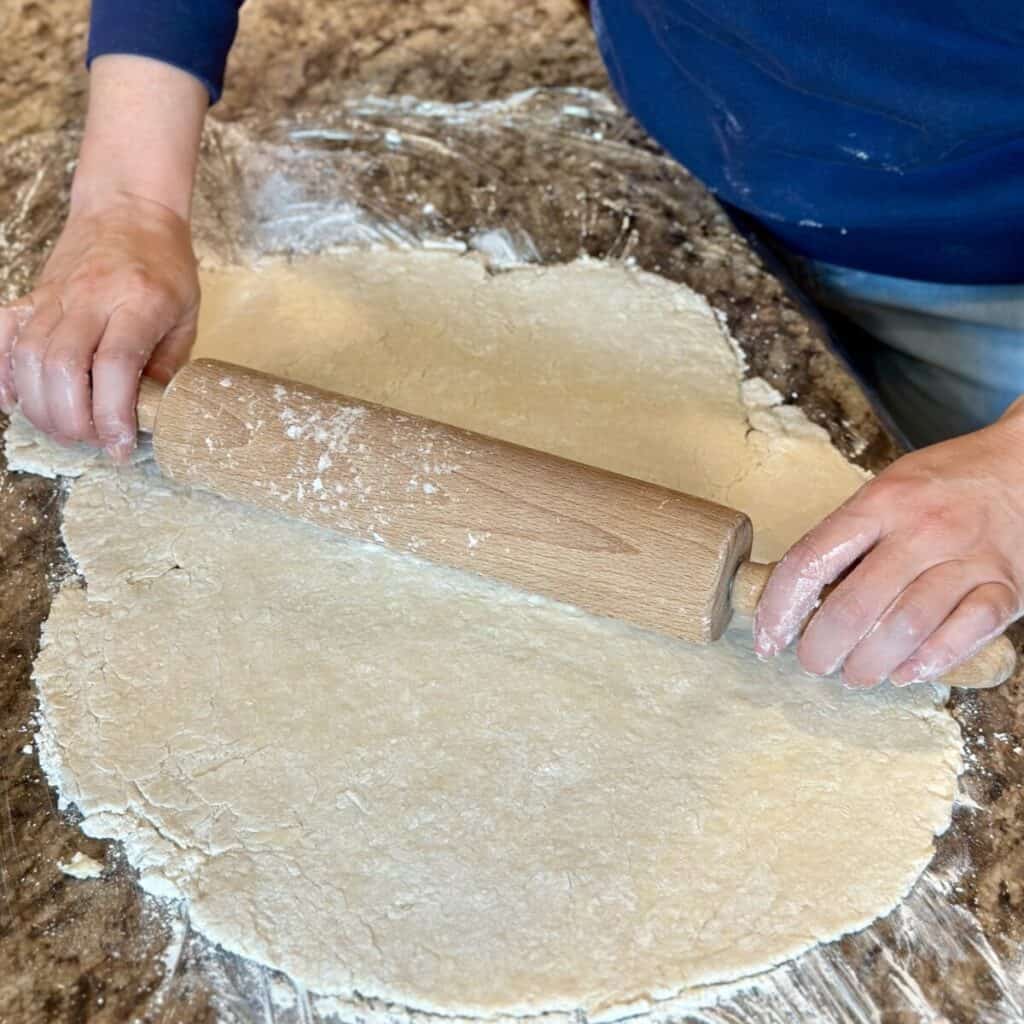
{"left": 13, "top": 251, "right": 963, "bottom": 1022}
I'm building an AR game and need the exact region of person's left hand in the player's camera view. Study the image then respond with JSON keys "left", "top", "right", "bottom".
{"left": 754, "top": 401, "right": 1024, "bottom": 687}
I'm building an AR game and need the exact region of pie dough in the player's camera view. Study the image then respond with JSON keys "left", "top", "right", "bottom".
{"left": 12, "top": 251, "right": 962, "bottom": 1019}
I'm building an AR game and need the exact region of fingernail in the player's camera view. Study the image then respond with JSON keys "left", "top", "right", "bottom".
{"left": 840, "top": 668, "right": 881, "bottom": 690}
{"left": 105, "top": 433, "right": 135, "bottom": 464}
{"left": 841, "top": 676, "right": 874, "bottom": 691}
{"left": 146, "top": 362, "right": 174, "bottom": 384}
{"left": 890, "top": 666, "right": 923, "bottom": 687}
{"left": 753, "top": 628, "right": 779, "bottom": 660}
{"left": 0, "top": 384, "right": 14, "bottom": 415}
{"left": 894, "top": 655, "right": 934, "bottom": 684}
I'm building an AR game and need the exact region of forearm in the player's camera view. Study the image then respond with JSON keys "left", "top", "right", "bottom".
{"left": 71, "top": 55, "right": 207, "bottom": 221}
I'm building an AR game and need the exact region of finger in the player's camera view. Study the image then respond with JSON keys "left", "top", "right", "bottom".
{"left": 145, "top": 315, "right": 197, "bottom": 384}
{"left": 890, "top": 582, "right": 1021, "bottom": 686}
{"left": 11, "top": 294, "right": 64, "bottom": 438}
{"left": 839, "top": 560, "right": 975, "bottom": 688}
{"left": 41, "top": 308, "right": 108, "bottom": 443}
{"left": 753, "top": 503, "right": 880, "bottom": 658}
{"left": 797, "top": 537, "right": 944, "bottom": 678}
{"left": 91, "top": 307, "right": 167, "bottom": 462}
{"left": 0, "top": 299, "right": 35, "bottom": 413}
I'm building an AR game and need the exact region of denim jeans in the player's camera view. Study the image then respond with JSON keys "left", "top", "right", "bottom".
{"left": 802, "top": 263, "right": 1024, "bottom": 450}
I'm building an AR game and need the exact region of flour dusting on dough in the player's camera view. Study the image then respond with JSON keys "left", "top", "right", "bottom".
{"left": 13, "top": 251, "right": 959, "bottom": 1021}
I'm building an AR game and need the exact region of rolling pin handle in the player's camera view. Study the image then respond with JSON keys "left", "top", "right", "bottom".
{"left": 730, "top": 560, "right": 775, "bottom": 619}
{"left": 728, "top": 559, "right": 1017, "bottom": 690}
{"left": 136, "top": 376, "right": 167, "bottom": 435}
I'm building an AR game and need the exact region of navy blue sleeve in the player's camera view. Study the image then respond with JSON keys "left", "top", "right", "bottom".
{"left": 88, "top": 1, "right": 244, "bottom": 103}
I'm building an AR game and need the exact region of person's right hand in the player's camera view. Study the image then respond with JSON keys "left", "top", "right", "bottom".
{"left": 0, "top": 193, "right": 199, "bottom": 461}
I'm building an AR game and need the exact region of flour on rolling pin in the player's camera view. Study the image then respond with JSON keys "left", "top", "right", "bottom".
{"left": 150, "top": 359, "right": 757, "bottom": 645}
{"left": 196, "top": 371, "right": 470, "bottom": 547}
{"left": 142, "top": 356, "right": 1015, "bottom": 689}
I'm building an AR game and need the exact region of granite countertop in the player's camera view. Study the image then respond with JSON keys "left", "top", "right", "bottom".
{"left": 1, "top": 3, "right": 1022, "bottom": 1023}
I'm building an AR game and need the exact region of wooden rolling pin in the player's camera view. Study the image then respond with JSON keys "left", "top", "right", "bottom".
{"left": 136, "top": 359, "right": 1017, "bottom": 689}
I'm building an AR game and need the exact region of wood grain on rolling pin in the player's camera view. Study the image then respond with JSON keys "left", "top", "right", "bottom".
{"left": 150, "top": 360, "right": 753, "bottom": 644}
{"left": 144, "top": 359, "right": 1017, "bottom": 688}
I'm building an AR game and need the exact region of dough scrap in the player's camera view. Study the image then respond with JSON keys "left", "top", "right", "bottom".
{"left": 58, "top": 851, "right": 106, "bottom": 880}
{"left": 16, "top": 251, "right": 962, "bottom": 1019}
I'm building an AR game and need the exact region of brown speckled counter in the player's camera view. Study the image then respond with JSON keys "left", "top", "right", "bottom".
{"left": 1, "top": 3, "right": 1022, "bottom": 1023}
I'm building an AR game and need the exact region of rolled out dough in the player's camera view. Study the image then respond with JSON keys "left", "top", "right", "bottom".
{"left": 15, "top": 251, "right": 962, "bottom": 1019}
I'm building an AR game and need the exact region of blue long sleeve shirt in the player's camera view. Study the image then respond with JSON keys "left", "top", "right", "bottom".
{"left": 89, "top": 0, "right": 243, "bottom": 103}
{"left": 89, "top": 1, "right": 1024, "bottom": 283}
